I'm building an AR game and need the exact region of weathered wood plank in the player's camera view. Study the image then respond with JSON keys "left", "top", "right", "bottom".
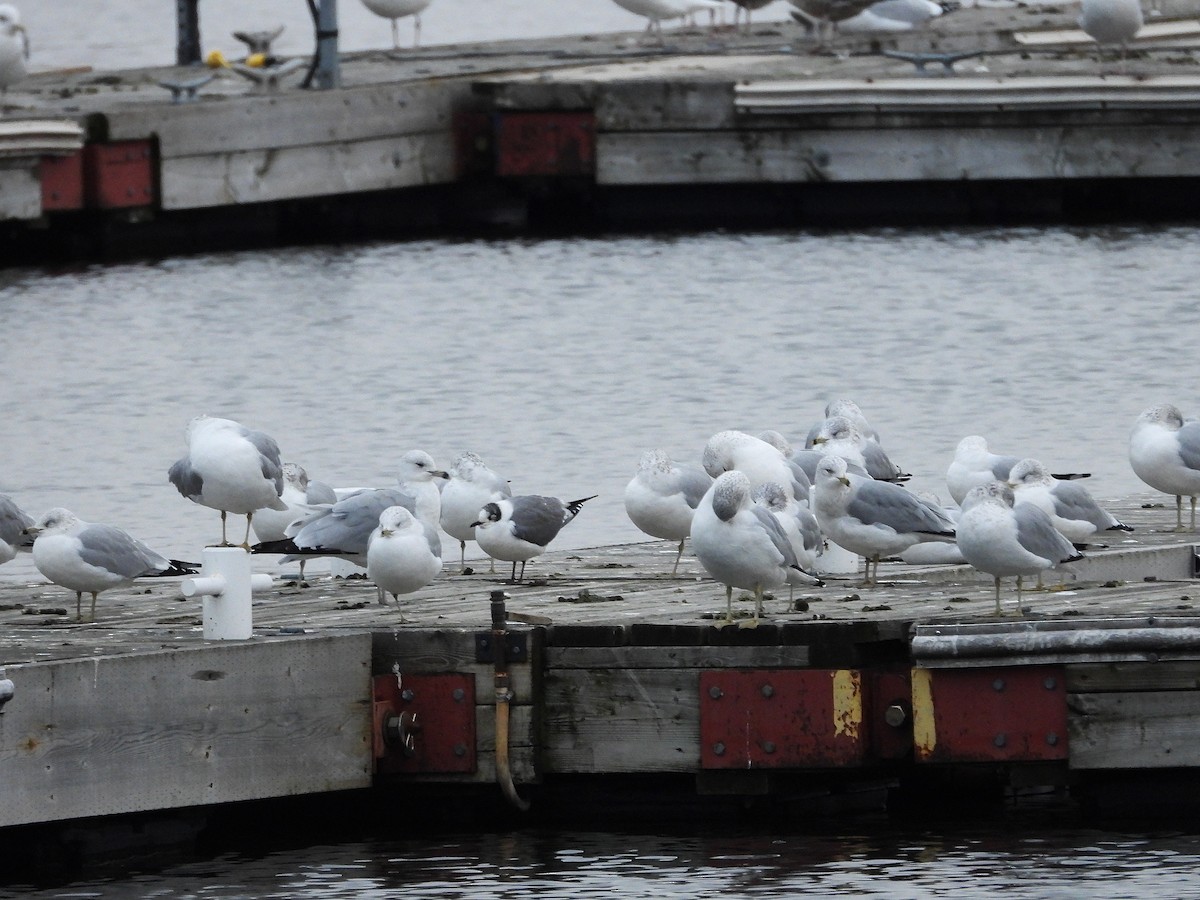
{"left": 541, "top": 668, "right": 700, "bottom": 773}
{"left": 160, "top": 131, "right": 456, "bottom": 209}
{"left": 546, "top": 645, "right": 810, "bottom": 669}
{"left": 1067, "top": 661, "right": 1200, "bottom": 692}
{"left": 0, "top": 634, "right": 372, "bottom": 828}
{"left": 1069, "top": 690, "right": 1200, "bottom": 769}
{"left": 0, "top": 162, "right": 43, "bottom": 220}
{"left": 595, "top": 126, "right": 1200, "bottom": 186}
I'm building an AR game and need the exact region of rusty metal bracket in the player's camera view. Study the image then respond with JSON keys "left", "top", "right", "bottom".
{"left": 372, "top": 672, "right": 476, "bottom": 775}
{"left": 475, "top": 630, "right": 527, "bottom": 664}
{"left": 699, "top": 669, "right": 866, "bottom": 769}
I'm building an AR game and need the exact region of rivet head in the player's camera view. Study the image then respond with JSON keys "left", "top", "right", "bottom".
{"left": 454, "top": 743, "right": 466, "bottom": 757}
{"left": 1046, "top": 732, "right": 1059, "bottom": 746}
{"left": 452, "top": 688, "right": 465, "bottom": 702}
{"left": 993, "top": 679, "right": 1006, "bottom": 692}
{"left": 994, "top": 733, "right": 1007, "bottom": 748}
{"left": 709, "top": 686, "right": 723, "bottom": 700}
{"left": 1044, "top": 677, "right": 1058, "bottom": 691}
{"left": 762, "top": 741, "right": 776, "bottom": 754}
{"left": 712, "top": 742, "right": 726, "bottom": 756}
{"left": 401, "top": 689, "right": 415, "bottom": 702}
{"left": 761, "top": 684, "right": 774, "bottom": 698}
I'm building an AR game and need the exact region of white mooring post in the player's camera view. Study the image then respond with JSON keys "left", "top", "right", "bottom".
{"left": 181, "top": 547, "right": 274, "bottom": 640}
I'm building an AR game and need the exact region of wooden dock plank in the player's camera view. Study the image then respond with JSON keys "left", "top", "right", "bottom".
{"left": 0, "top": 634, "right": 372, "bottom": 828}
{"left": 1069, "top": 690, "right": 1200, "bottom": 769}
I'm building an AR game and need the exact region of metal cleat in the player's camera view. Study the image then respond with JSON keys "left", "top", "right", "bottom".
{"left": 232, "top": 25, "right": 285, "bottom": 56}
{"left": 881, "top": 49, "right": 985, "bottom": 75}
{"left": 230, "top": 57, "right": 306, "bottom": 91}
{"left": 158, "top": 73, "right": 216, "bottom": 103}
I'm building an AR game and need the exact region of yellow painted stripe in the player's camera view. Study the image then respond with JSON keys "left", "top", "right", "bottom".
{"left": 911, "top": 667, "right": 936, "bottom": 760}
{"left": 831, "top": 670, "right": 863, "bottom": 740}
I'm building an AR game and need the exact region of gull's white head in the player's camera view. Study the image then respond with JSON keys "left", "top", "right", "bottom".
{"left": 397, "top": 450, "right": 450, "bottom": 485}
{"left": 24, "top": 507, "right": 80, "bottom": 537}
{"left": 710, "top": 471, "right": 752, "bottom": 522}
{"left": 962, "top": 481, "right": 1015, "bottom": 512}
{"left": 377, "top": 505, "right": 418, "bottom": 537}
{"left": 1007, "top": 458, "right": 1052, "bottom": 488}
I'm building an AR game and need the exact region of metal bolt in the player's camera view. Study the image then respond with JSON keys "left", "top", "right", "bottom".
{"left": 709, "top": 685, "right": 723, "bottom": 700}
{"left": 762, "top": 741, "right": 776, "bottom": 754}
{"left": 454, "top": 743, "right": 467, "bottom": 757}
{"left": 1046, "top": 733, "right": 1059, "bottom": 746}
{"left": 712, "top": 742, "right": 726, "bottom": 756}
{"left": 884, "top": 703, "right": 907, "bottom": 728}
{"left": 992, "top": 679, "right": 1005, "bottom": 692}
{"left": 452, "top": 688, "right": 465, "bottom": 702}
{"left": 1044, "top": 676, "right": 1057, "bottom": 690}
{"left": 401, "top": 688, "right": 415, "bottom": 702}
{"left": 994, "top": 733, "right": 1007, "bottom": 748}
{"left": 761, "top": 684, "right": 774, "bottom": 698}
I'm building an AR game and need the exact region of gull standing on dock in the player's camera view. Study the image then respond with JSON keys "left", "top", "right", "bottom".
{"left": 691, "top": 471, "right": 821, "bottom": 627}
{"left": 250, "top": 462, "right": 338, "bottom": 582}
{"left": 0, "top": 4, "right": 28, "bottom": 102}
{"left": 703, "top": 430, "right": 811, "bottom": 503}
{"left": 168, "top": 415, "right": 289, "bottom": 549}
{"left": 946, "top": 435, "right": 1090, "bottom": 506}
{"left": 609, "top": 0, "right": 726, "bottom": 42}
{"left": 732, "top": 0, "right": 777, "bottom": 30}
{"left": 0, "top": 493, "right": 34, "bottom": 565}
{"left": 811, "top": 415, "right": 909, "bottom": 483}
{"left": 439, "top": 451, "right": 512, "bottom": 572}
{"left": 1129, "top": 404, "right": 1200, "bottom": 531}
{"left": 367, "top": 505, "right": 442, "bottom": 611}
{"left": 752, "top": 481, "right": 824, "bottom": 603}
{"left": 256, "top": 450, "right": 449, "bottom": 566}
{"left": 24, "top": 508, "right": 197, "bottom": 621}
{"left": 624, "top": 449, "right": 712, "bottom": 576}
{"left": 1078, "top": 0, "right": 1143, "bottom": 64}
{"left": 1007, "top": 458, "right": 1133, "bottom": 545}
{"left": 360, "top": 0, "right": 434, "bottom": 49}
{"left": 788, "top": 0, "right": 877, "bottom": 41}
{"left": 471, "top": 494, "right": 596, "bottom": 583}
{"left": 956, "top": 482, "right": 1083, "bottom": 616}
{"left": 812, "top": 455, "right": 956, "bottom": 585}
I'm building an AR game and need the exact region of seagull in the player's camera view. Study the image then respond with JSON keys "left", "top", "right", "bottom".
{"left": 471, "top": 494, "right": 596, "bottom": 583}
{"left": 811, "top": 415, "right": 909, "bottom": 483}
{"left": 1079, "top": 0, "right": 1143, "bottom": 65}
{"left": 837, "top": 0, "right": 942, "bottom": 30}
{"left": 623, "top": 449, "right": 713, "bottom": 576}
{"left": 250, "top": 462, "right": 338, "bottom": 583}
{"left": 439, "top": 451, "right": 512, "bottom": 572}
{"left": 788, "top": 0, "right": 878, "bottom": 42}
{"left": 805, "top": 400, "right": 908, "bottom": 481}
{"left": 702, "top": 430, "right": 811, "bottom": 503}
{"left": 812, "top": 455, "right": 956, "bottom": 585}
{"left": 956, "top": 482, "right": 1083, "bottom": 615}
{"left": 946, "top": 435, "right": 1090, "bottom": 506}
{"left": 732, "top": 0, "right": 777, "bottom": 30}
{"left": 0, "top": 493, "right": 34, "bottom": 565}
{"left": 1129, "top": 404, "right": 1200, "bottom": 532}
{"left": 367, "top": 505, "right": 442, "bottom": 613}
{"left": 1008, "top": 457, "right": 1133, "bottom": 545}
{"left": 254, "top": 450, "right": 449, "bottom": 567}
{"left": 360, "top": 0, "right": 434, "bottom": 49}
{"left": 609, "top": 0, "right": 726, "bottom": 42}
{"left": 0, "top": 4, "right": 28, "bottom": 102}
{"left": 168, "top": 415, "right": 289, "bottom": 549}
{"left": 691, "top": 471, "right": 822, "bottom": 627}
{"left": 23, "top": 508, "right": 197, "bottom": 621}
{"left": 752, "top": 481, "right": 824, "bottom": 603}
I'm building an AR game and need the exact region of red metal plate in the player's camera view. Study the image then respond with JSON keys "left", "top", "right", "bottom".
{"left": 84, "top": 140, "right": 156, "bottom": 209}
{"left": 40, "top": 151, "right": 85, "bottom": 211}
{"left": 373, "top": 673, "right": 476, "bottom": 775}
{"left": 913, "top": 666, "right": 1068, "bottom": 763}
{"left": 700, "top": 669, "right": 866, "bottom": 769}
{"left": 494, "top": 112, "right": 595, "bottom": 178}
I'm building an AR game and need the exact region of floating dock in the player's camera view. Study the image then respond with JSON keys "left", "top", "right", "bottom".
{"left": 3, "top": 496, "right": 1200, "bottom": 841}
{"left": 3, "top": 4, "right": 1200, "bottom": 261}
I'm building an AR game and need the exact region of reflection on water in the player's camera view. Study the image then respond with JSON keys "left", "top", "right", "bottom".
{"left": 6, "top": 825, "right": 1200, "bottom": 899}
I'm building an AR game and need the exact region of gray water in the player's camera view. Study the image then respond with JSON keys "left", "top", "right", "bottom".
{"left": 6, "top": 2, "right": 1200, "bottom": 895}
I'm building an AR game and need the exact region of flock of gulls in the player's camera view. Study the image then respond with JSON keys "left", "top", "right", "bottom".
{"left": 0, "top": 0, "right": 1151, "bottom": 104}
{"left": 2, "top": 402, "right": 1199, "bottom": 627}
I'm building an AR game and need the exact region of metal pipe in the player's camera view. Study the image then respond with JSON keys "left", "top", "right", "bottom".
{"left": 176, "top": 0, "right": 202, "bottom": 66}
{"left": 314, "top": 0, "right": 340, "bottom": 90}
{"left": 490, "top": 590, "right": 530, "bottom": 812}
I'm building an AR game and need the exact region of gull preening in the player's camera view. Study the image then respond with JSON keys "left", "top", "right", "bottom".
{"left": 703, "top": 430, "right": 811, "bottom": 503}
{"left": 0, "top": 493, "right": 34, "bottom": 565}
{"left": 24, "top": 507, "right": 197, "bottom": 621}
{"left": 752, "top": 481, "right": 824, "bottom": 603}
{"left": 367, "top": 505, "right": 442, "bottom": 612}
{"left": 360, "top": 0, "right": 434, "bottom": 49}
{"left": 1129, "top": 404, "right": 1200, "bottom": 532}
{"left": 471, "top": 494, "right": 596, "bottom": 583}
{"left": 439, "top": 451, "right": 512, "bottom": 572}
{"left": 623, "top": 449, "right": 712, "bottom": 576}
{"left": 0, "top": 4, "right": 28, "bottom": 101}
{"left": 812, "top": 455, "right": 956, "bottom": 584}
{"left": 1008, "top": 457, "right": 1132, "bottom": 545}
{"left": 168, "top": 415, "right": 289, "bottom": 549}
{"left": 691, "top": 471, "right": 822, "bottom": 627}
{"left": 956, "top": 482, "right": 1083, "bottom": 616}
{"left": 251, "top": 462, "right": 338, "bottom": 582}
